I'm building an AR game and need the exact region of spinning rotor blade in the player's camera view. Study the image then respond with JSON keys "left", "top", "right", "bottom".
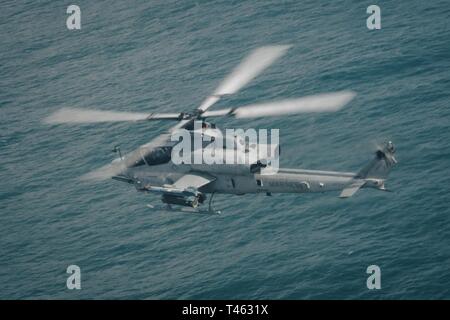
{"left": 44, "top": 108, "right": 183, "bottom": 124}
{"left": 80, "top": 120, "right": 189, "bottom": 181}
{"left": 201, "top": 91, "right": 356, "bottom": 119}
{"left": 80, "top": 161, "right": 127, "bottom": 181}
{"left": 232, "top": 91, "right": 356, "bottom": 118}
{"left": 197, "top": 45, "right": 292, "bottom": 112}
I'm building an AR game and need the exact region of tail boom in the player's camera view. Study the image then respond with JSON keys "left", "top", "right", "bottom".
{"left": 251, "top": 141, "right": 397, "bottom": 198}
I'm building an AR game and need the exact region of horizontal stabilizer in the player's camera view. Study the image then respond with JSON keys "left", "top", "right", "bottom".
{"left": 340, "top": 180, "right": 365, "bottom": 198}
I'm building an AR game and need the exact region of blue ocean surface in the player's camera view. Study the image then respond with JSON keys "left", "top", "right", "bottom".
{"left": 1, "top": 0, "right": 449, "bottom": 299}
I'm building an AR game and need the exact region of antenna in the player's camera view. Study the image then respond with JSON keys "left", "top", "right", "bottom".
{"left": 112, "top": 145, "right": 123, "bottom": 160}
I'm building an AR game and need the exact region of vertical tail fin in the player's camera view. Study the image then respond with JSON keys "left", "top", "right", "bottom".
{"left": 340, "top": 141, "right": 397, "bottom": 198}
{"left": 356, "top": 141, "right": 397, "bottom": 179}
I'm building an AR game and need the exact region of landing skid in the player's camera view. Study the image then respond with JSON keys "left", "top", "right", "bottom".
{"left": 146, "top": 203, "right": 221, "bottom": 215}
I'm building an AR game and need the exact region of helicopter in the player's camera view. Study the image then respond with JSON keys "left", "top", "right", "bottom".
{"left": 44, "top": 45, "right": 396, "bottom": 213}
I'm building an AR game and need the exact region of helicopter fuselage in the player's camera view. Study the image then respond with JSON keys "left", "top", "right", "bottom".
{"left": 125, "top": 162, "right": 357, "bottom": 195}
{"left": 116, "top": 139, "right": 396, "bottom": 210}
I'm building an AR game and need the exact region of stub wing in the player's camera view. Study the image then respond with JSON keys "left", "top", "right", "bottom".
{"left": 134, "top": 173, "right": 215, "bottom": 195}
{"left": 339, "top": 180, "right": 366, "bottom": 198}
{"left": 173, "top": 173, "right": 215, "bottom": 190}
{"left": 137, "top": 173, "right": 216, "bottom": 208}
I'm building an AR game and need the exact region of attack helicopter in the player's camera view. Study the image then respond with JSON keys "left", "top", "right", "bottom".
{"left": 44, "top": 45, "right": 396, "bottom": 213}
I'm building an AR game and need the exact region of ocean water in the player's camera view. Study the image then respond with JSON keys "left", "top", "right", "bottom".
{"left": 1, "top": 0, "right": 450, "bottom": 299}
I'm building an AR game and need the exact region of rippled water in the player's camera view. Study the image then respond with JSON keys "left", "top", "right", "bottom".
{"left": 1, "top": 0, "right": 450, "bottom": 299}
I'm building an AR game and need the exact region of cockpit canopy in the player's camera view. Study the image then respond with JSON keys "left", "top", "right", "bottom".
{"left": 131, "top": 146, "right": 172, "bottom": 167}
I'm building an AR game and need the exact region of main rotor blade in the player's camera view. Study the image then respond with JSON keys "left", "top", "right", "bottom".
{"left": 80, "top": 120, "right": 190, "bottom": 181}
{"left": 80, "top": 161, "right": 127, "bottom": 181}
{"left": 44, "top": 108, "right": 183, "bottom": 124}
{"left": 202, "top": 91, "right": 356, "bottom": 119}
{"left": 197, "top": 45, "right": 291, "bottom": 112}
{"left": 232, "top": 91, "right": 356, "bottom": 118}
